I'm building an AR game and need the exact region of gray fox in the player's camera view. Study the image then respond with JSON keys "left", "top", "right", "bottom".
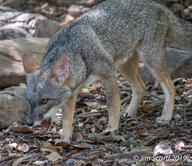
{"left": 26, "top": 0, "right": 192, "bottom": 143}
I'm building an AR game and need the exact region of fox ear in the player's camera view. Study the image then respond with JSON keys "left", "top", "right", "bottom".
{"left": 51, "top": 55, "right": 69, "bottom": 83}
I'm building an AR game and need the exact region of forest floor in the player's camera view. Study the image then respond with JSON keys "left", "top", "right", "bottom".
{"left": 0, "top": 0, "right": 192, "bottom": 166}
{"left": 0, "top": 75, "right": 192, "bottom": 166}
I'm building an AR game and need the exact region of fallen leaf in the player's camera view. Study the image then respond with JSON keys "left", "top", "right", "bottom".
{"left": 12, "top": 153, "right": 41, "bottom": 166}
{"left": 127, "top": 120, "right": 137, "bottom": 127}
{"left": 46, "top": 152, "right": 62, "bottom": 162}
{"left": 66, "top": 149, "right": 78, "bottom": 158}
{"left": 33, "top": 160, "right": 48, "bottom": 166}
{"left": 55, "top": 141, "right": 71, "bottom": 148}
{"left": 41, "top": 141, "right": 58, "bottom": 153}
{"left": 186, "top": 78, "right": 192, "bottom": 84}
{"left": 60, "top": 14, "right": 75, "bottom": 26}
{"left": 18, "top": 143, "right": 29, "bottom": 152}
{"left": 83, "top": 117, "right": 91, "bottom": 126}
{"left": 85, "top": 162, "right": 94, "bottom": 166}
{"left": 73, "top": 143, "right": 92, "bottom": 150}
{"left": 9, "top": 143, "right": 18, "bottom": 151}
{"left": 172, "top": 141, "right": 185, "bottom": 151}
{"left": 9, "top": 125, "right": 33, "bottom": 134}
{"left": 139, "top": 128, "right": 148, "bottom": 136}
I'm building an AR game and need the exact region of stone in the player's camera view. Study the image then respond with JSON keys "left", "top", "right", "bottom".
{"left": 0, "top": 84, "right": 28, "bottom": 129}
{"left": 2, "top": 0, "right": 24, "bottom": 10}
{"left": 170, "top": 3, "right": 185, "bottom": 16}
{"left": 174, "top": 113, "right": 182, "bottom": 120}
{"left": 50, "top": 0, "right": 76, "bottom": 6}
{"left": 65, "top": 158, "right": 77, "bottom": 165}
{"left": 0, "top": 38, "right": 49, "bottom": 88}
{"left": 140, "top": 46, "right": 192, "bottom": 83}
{"left": 0, "top": 6, "right": 60, "bottom": 40}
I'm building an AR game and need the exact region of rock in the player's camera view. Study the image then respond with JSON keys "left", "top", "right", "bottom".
{"left": 170, "top": 3, "right": 185, "bottom": 16}
{"left": 65, "top": 158, "right": 77, "bottom": 165}
{"left": 0, "top": 6, "right": 60, "bottom": 40}
{"left": 2, "top": 0, "right": 24, "bottom": 10}
{"left": 50, "top": 0, "right": 77, "bottom": 6}
{"left": 174, "top": 113, "right": 182, "bottom": 120}
{"left": 140, "top": 46, "right": 192, "bottom": 83}
{"left": 0, "top": 38, "right": 49, "bottom": 88}
{"left": 68, "top": 5, "right": 90, "bottom": 17}
{"left": 0, "top": 84, "right": 28, "bottom": 129}
{"left": 154, "top": 140, "right": 173, "bottom": 155}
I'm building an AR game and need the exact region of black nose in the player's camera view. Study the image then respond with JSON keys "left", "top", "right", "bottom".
{"left": 26, "top": 118, "right": 34, "bottom": 126}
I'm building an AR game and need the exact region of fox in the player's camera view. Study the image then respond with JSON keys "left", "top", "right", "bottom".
{"left": 26, "top": 0, "right": 192, "bottom": 143}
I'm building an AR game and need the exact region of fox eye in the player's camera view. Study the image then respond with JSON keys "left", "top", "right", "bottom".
{"left": 40, "top": 98, "right": 48, "bottom": 104}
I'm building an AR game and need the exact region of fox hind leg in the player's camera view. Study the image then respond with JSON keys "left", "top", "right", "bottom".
{"left": 118, "top": 52, "right": 146, "bottom": 116}
{"left": 138, "top": 43, "right": 175, "bottom": 124}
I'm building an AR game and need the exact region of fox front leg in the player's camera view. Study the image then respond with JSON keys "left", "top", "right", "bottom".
{"left": 61, "top": 94, "right": 77, "bottom": 143}
{"left": 101, "top": 74, "right": 120, "bottom": 133}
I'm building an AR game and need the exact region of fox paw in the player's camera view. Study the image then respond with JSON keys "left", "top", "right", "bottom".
{"left": 123, "top": 111, "right": 137, "bottom": 118}
{"left": 60, "top": 134, "right": 71, "bottom": 143}
{"left": 123, "top": 109, "right": 137, "bottom": 117}
{"left": 103, "top": 127, "right": 117, "bottom": 134}
{"left": 156, "top": 116, "right": 171, "bottom": 124}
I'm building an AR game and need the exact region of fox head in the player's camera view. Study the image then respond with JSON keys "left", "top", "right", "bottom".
{"left": 26, "top": 55, "right": 72, "bottom": 131}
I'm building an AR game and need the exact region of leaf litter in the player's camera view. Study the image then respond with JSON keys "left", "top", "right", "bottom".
{"left": 0, "top": 77, "right": 192, "bottom": 166}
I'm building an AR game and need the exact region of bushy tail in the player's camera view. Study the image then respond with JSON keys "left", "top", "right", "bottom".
{"left": 166, "top": 11, "right": 192, "bottom": 49}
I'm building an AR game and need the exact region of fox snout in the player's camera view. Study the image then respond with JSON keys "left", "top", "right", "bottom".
{"left": 26, "top": 108, "right": 35, "bottom": 126}
{"left": 26, "top": 115, "right": 34, "bottom": 126}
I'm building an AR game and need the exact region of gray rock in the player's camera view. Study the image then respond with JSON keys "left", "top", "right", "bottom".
{"left": 50, "top": 0, "right": 76, "bottom": 6}
{"left": 65, "top": 158, "right": 77, "bottom": 165}
{"left": 140, "top": 46, "right": 192, "bottom": 83}
{"left": 0, "top": 38, "right": 49, "bottom": 88}
{"left": 174, "top": 113, "right": 182, "bottom": 120}
{"left": 0, "top": 6, "right": 60, "bottom": 40}
{"left": 2, "top": 0, "right": 24, "bottom": 10}
{"left": 0, "top": 84, "right": 28, "bottom": 129}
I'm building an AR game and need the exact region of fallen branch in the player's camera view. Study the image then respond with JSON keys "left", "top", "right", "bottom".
{"left": 88, "top": 133, "right": 124, "bottom": 142}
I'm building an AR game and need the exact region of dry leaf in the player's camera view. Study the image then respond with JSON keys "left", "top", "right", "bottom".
{"left": 73, "top": 143, "right": 92, "bottom": 150}
{"left": 41, "top": 141, "right": 58, "bottom": 153}
{"left": 33, "top": 160, "right": 48, "bottom": 166}
{"left": 46, "top": 152, "right": 62, "bottom": 162}
{"left": 186, "top": 78, "right": 192, "bottom": 84}
{"left": 60, "top": 14, "right": 75, "bottom": 26}
{"left": 55, "top": 141, "right": 71, "bottom": 148}
{"left": 127, "top": 121, "right": 137, "bottom": 127}
{"left": 18, "top": 143, "right": 29, "bottom": 152}
{"left": 139, "top": 128, "right": 148, "bottom": 136}
{"left": 9, "top": 125, "right": 33, "bottom": 134}
{"left": 66, "top": 149, "right": 78, "bottom": 158}
{"left": 9, "top": 143, "right": 18, "bottom": 151}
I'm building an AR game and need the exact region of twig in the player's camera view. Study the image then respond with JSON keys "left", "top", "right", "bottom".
{"left": 145, "top": 91, "right": 164, "bottom": 101}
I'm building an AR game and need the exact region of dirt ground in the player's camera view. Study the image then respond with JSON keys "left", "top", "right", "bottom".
{"left": 0, "top": 0, "right": 192, "bottom": 165}
{"left": 0, "top": 75, "right": 192, "bottom": 166}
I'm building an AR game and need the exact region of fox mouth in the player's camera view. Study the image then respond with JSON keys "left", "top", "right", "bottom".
{"left": 40, "top": 117, "right": 52, "bottom": 133}
{"left": 40, "top": 106, "right": 59, "bottom": 133}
